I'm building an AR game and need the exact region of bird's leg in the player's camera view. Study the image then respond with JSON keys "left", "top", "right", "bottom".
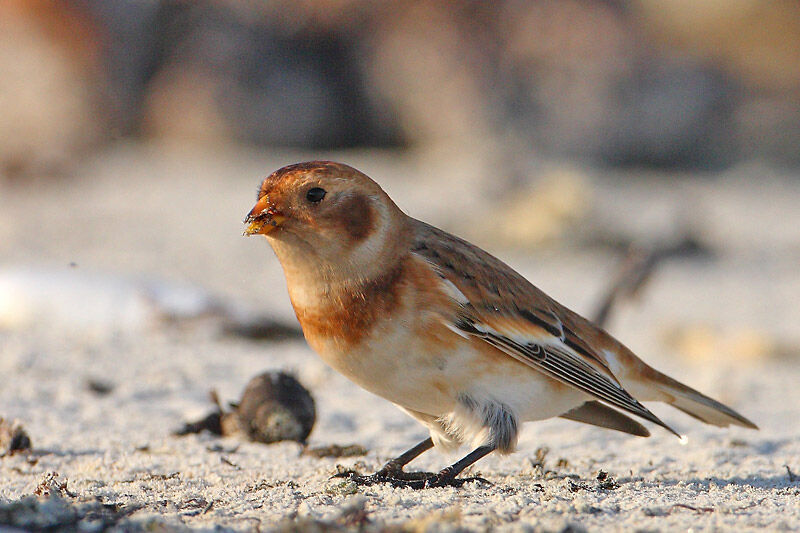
{"left": 334, "top": 438, "right": 435, "bottom": 485}
{"left": 422, "top": 445, "right": 495, "bottom": 488}
{"left": 335, "top": 440, "right": 494, "bottom": 489}
{"left": 374, "top": 437, "right": 435, "bottom": 480}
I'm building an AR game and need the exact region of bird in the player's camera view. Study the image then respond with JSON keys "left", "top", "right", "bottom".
{"left": 243, "top": 161, "right": 757, "bottom": 489}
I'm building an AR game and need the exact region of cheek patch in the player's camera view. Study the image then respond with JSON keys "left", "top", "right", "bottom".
{"left": 337, "top": 194, "right": 375, "bottom": 242}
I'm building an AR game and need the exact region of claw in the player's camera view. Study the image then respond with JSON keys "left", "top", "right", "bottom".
{"left": 424, "top": 474, "right": 492, "bottom": 489}
{"left": 332, "top": 468, "right": 491, "bottom": 490}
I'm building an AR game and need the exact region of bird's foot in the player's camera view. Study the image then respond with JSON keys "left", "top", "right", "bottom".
{"left": 332, "top": 467, "right": 490, "bottom": 489}
{"left": 332, "top": 466, "right": 435, "bottom": 486}
{"left": 383, "top": 473, "right": 490, "bottom": 489}
{"left": 418, "top": 472, "right": 492, "bottom": 489}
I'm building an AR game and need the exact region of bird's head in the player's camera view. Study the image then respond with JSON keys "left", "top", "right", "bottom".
{"left": 244, "top": 161, "right": 407, "bottom": 277}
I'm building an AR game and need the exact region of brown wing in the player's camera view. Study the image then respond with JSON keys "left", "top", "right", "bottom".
{"left": 410, "top": 222, "right": 612, "bottom": 372}
{"left": 410, "top": 220, "right": 680, "bottom": 436}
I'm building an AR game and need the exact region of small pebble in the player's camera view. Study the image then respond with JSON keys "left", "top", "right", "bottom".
{"left": 0, "top": 418, "right": 32, "bottom": 456}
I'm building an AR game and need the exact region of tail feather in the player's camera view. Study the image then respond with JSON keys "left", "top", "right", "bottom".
{"left": 561, "top": 400, "right": 651, "bottom": 437}
{"left": 647, "top": 370, "right": 758, "bottom": 429}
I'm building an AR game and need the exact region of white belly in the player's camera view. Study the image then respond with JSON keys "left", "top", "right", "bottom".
{"left": 312, "top": 310, "right": 589, "bottom": 451}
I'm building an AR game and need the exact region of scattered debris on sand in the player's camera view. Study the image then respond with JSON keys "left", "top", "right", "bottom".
{"left": 0, "top": 495, "right": 144, "bottom": 531}
{"left": 33, "top": 472, "right": 75, "bottom": 498}
{"left": 303, "top": 444, "right": 368, "bottom": 459}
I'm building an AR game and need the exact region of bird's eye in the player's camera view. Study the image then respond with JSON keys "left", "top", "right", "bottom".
{"left": 306, "top": 187, "right": 326, "bottom": 203}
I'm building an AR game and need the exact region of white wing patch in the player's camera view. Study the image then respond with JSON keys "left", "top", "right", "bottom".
{"left": 411, "top": 250, "right": 470, "bottom": 306}
{"left": 439, "top": 276, "right": 470, "bottom": 305}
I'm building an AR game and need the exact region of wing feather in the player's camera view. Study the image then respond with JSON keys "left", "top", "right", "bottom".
{"left": 560, "top": 401, "right": 650, "bottom": 437}
{"left": 411, "top": 221, "right": 680, "bottom": 437}
{"left": 457, "top": 315, "right": 680, "bottom": 436}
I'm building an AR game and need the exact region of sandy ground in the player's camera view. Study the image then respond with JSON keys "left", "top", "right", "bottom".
{"left": 1, "top": 145, "right": 799, "bottom": 532}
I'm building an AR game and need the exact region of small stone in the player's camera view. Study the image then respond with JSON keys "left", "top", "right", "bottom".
{"left": 326, "top": 481, "right": 358, "bottom": 496}
{"left": 596, "top": 470, "right": 620, "bottom": 490}
{"left": 0, "top": 418, "right": 32, "bottom": 456}
{"left": 85, "top": 378, "right": 114, "bottom": 396}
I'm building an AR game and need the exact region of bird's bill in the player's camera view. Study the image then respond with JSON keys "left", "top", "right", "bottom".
{"left": 244, "top": 214, "right": 286, "bottom": 235}
{"left": 243, "top": 197, "right": 286, "bottom": 236}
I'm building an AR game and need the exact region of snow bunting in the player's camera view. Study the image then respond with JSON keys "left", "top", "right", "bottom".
{"left": 244, "top": 161, "right": 757, "bottom": 488}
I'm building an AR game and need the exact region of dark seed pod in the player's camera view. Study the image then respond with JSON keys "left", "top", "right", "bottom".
{"left": 234, "top": 372, "right": 316, "bottom": 444}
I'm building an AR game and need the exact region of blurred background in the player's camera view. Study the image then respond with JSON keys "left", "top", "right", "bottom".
{"left": 2, "top": 0, "right": 800, "bottom": 176}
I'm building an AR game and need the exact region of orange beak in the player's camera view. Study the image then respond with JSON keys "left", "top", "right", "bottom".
{"left": 243, "top": 196, "right": 287, "bottom": 236}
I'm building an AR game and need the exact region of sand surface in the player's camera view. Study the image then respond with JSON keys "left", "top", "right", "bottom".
{"left": 1, "top": 146, "right": 799, "bottom": 531}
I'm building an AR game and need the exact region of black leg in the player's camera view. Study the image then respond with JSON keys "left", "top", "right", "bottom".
{"left": 336, "top": 441, "right": 495, "bottom": 489}
{"left": 334, "top": 438, "right": 437, "bottom": 485}
{"left": 425, "top": 445, "right": 494, "bottom": 488}
{"left": 377, "top": 437, "right": 434, "bottom": 476}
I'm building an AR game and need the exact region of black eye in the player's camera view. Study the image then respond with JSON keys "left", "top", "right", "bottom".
{"left": 306, "top": 187, "right": 326, "bottom": 203}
